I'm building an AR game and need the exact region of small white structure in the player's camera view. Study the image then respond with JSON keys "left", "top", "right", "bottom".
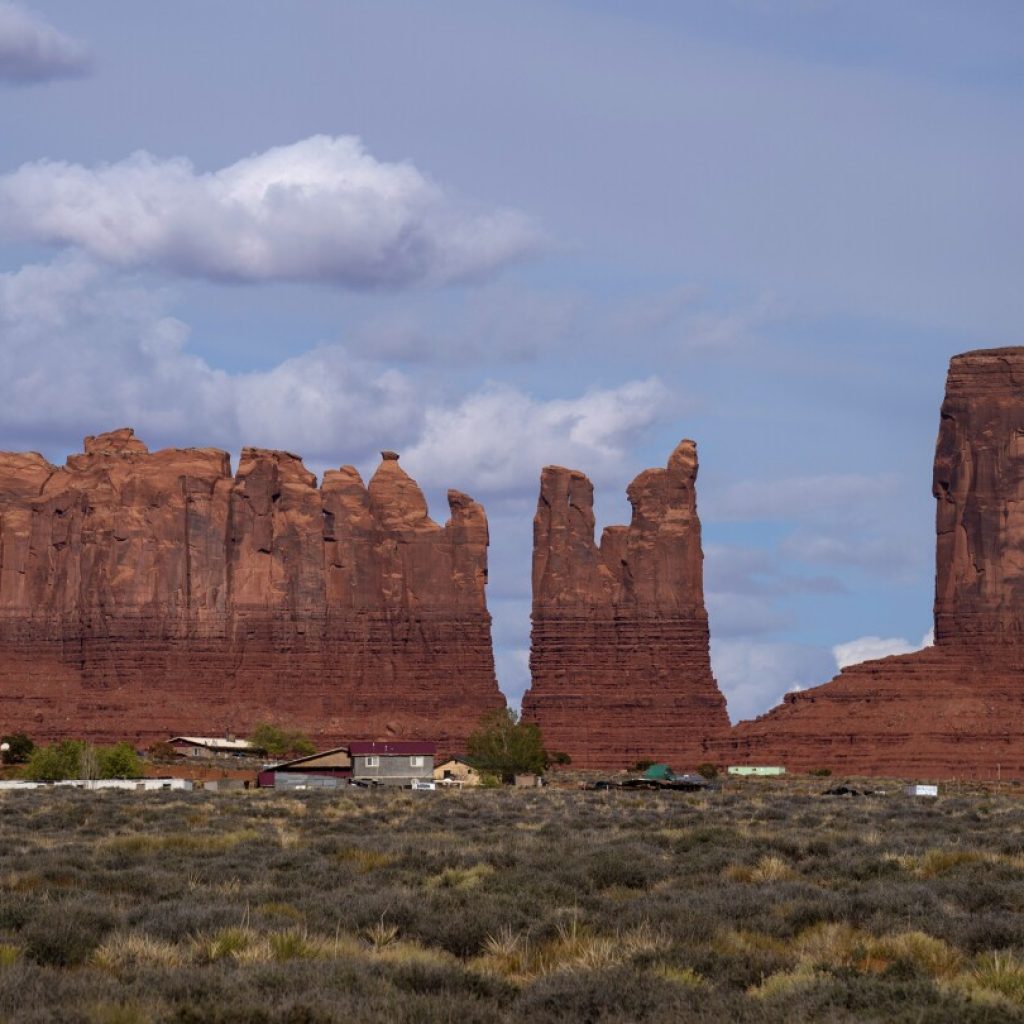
{"left": 906, "top": 784, "right": 939, "bottom": 798}
{"left": 169, "top": 736, "right": 255, "bottom": 758}
{"left": 0, "top": 778, "right": 192, "bottom": 792}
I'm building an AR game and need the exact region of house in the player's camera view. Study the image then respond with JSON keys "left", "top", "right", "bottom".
{"left": 349, "top": 741, "right": 435, "bottom": 786}
{"left": 169, "top": 736, "right": 256, "bottom": 759}
{"left": 257, "top": 746, "right": 353, "bottom": 789}
{"left": 433, "top": 756, "right": 483, "bottom": 787}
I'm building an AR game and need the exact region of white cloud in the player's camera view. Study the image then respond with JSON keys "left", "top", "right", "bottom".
{"left": 712, "top": 638, "right": 837, "bottom": 723}
{"left": 0, "top": 2, "right": 89, "bottom": 83}
{"left": 402, "top": 377, "right": 671, "bottom": 496}
{"left": 832, "top": 628, "right": 933, "bottom": 671}
{"left": 0, "top": 256, "right": 665, "bottom": 495}
{"left": 0, "top": 135, "right": 542, "bottom": 286}
{"left": 0, "top": 256, "right": 422, "bottom": 460}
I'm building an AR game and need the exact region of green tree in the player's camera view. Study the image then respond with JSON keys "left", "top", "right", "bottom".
{"left": 466, "top": 709, "right": 548, "bottom": 783}
{"left": 97, "top": 742, "right": 143, "bottom": 779}
{"left": 1, "top": 733, "right": 34, "bottom": 765}
{"left": 23, "top": 740, "right": 86, "bottom": 781}
{"left": 249, "top": 723, "right": 316, "bottom": 758}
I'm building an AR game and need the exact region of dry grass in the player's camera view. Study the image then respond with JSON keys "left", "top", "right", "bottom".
{"left": 3, "top": 780, "right": 1024, "bottom": 1021}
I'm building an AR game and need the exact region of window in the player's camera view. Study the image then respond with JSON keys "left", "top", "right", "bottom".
{"left": 410, "top": 756, "right": 424, "bottom": 767}
{"left": 364, "top": 756, "right": 379, "bottom": 768}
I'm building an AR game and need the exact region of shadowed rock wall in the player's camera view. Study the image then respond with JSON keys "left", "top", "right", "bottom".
{"left": 0, "top": 430, "right": 503, "bottom": 747}
{"left": 522, "top": 441, "right": 730, "bottom": 768}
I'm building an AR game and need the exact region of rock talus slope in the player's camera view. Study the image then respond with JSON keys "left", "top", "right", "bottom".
{"left": 521, "top": 441, "right": 730, "bottom": 768}
{"left": 0, "top": 430, "right": 503, "bottom": 747}
{"left": 726, "top": 348, "right": 1024, "bottom": 777}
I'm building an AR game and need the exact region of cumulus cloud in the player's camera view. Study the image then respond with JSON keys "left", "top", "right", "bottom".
{"left": 712, "top": 638, "right": 837, "bottom": 723}
{"left": 832, "top": 628, "right": 934, "bottom": 671}
{"left": 402, "top": 377, "right": 671, "bottom": 496}
{"left": 0, "top": 256, "right": 423, "bottom": 460}
{"left": 0, "top": 256, "right": 665, "bottom": 493}
{"left": 0, "top": 2, "right": 90, "bottom": 83}
{"left": 0, "top": 135, "right": 541, "bottom": 286}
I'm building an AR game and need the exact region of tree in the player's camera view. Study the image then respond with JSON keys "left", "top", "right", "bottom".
{"left": 249, "top": 723, "right": 316, "bottom": 758}
{"left": 23, "top": 740, "right": 86, "bottom": 781}
{"left": 0, "top": 733, "right": 34, "bottom": 765}
{"left": 97, "top": 742, "right": 143, "bottom": 779}
{"left": 466, "top": 709, "right": 548, "bottom": 783}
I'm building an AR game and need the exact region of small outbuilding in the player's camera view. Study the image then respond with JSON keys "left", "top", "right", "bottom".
{"left": 257, "top": 746, "right": 353, "bottom": 788}
{"left": 433, "top": 756, "right": 483, "bottom": 787}
{"left": 169, "top": 736, "right": 256, "bottom": 759}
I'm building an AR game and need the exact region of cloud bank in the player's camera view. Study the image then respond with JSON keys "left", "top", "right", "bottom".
{"left": 0, "top": 257, "right": 658, "bottom": 489}
{"left": 0, "top": 2, "right": 90, "bottom": 84}
{"left": 0, "top": 136, "right": 542, "bottom": 286}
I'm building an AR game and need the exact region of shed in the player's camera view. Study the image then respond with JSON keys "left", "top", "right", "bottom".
{"left": 169, "top": 736, "right": 256, "bottom": 759}
{"left": 433, "top": 756, "right": 483, "bottom": 787}
{"left": 257, "top": 746, "right": 353, "bottom": 788}
{"left": 727, "top": 766, "right": 786, "bottom": 777}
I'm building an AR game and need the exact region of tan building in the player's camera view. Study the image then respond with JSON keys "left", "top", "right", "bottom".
{"left": 433, "top": 756, "right": 483, "bottom": 787}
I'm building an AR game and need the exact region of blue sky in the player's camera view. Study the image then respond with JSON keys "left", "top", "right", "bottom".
{"left": 0, "top": 1, "right": 1020, "bottom": 719}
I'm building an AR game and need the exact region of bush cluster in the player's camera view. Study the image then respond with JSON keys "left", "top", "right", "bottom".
{"left": 0, "top": 780, "right": 1023, "bottom": 1022}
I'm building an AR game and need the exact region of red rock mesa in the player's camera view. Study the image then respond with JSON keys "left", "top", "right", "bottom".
{"left": 0, "top": 430, "right": 503, "bottom": 747}
{"left": 726, "top": 348, "right": 1024, "bottom": 777}
{"left": 521, "top": 441, "right": 730, "bottom": 768}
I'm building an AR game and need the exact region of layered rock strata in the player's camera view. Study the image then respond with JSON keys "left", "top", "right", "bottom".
{"left": 521, "top": 441, "right": 730, "bottom": 768}
{"left": 727, "top": 348, "right": 1024, "bottom": 777}
{"left": 0, "top": 430, "right": 503, "bottom": 747}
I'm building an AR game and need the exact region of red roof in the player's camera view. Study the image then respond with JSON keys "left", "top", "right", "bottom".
{"left": 347, "top": 741, "right": 436, "bottom": 756}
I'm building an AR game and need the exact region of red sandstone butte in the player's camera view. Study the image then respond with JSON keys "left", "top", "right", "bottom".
{"left": 0, "top": 429, "right": 504, "bottom": 747}
{"left": 521, "top": 440, "right": 730, "bottom": 769}
{"left": 726, "top": 348, "right": 1024, "bottom": 778}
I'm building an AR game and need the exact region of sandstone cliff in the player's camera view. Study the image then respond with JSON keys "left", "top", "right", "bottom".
{"left": 727, "top": 348, "right": 1024, "bottom": 777}
{"left": 521, "top": 441, "right": 730, "bottom": 768}
{"left": 0, "top": 429, "right": 503, "bottom": 747}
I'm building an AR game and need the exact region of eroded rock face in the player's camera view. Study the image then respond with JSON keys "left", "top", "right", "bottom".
{"left": 521, "top": 441, "right": 730, "bottom": 768}
{"left": 0, "top": 430, "right": 503, "bottom": 747}
{"left": 726, "top": 348, "right": 1024, "bottom": 777}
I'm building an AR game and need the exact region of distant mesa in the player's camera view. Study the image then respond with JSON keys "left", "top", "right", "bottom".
{"left": 724, "top": 347, "right": 1024, "bottom": 777}
{"left": 521, "top": 440, "right": 730, "bottom": 769}
{"left": 0, "top": 430, "right": 504, "bottom": 748}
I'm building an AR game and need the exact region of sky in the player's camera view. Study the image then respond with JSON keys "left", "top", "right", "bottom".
{"left": 0, "top": 1, "right": 1020, "bottom": 722}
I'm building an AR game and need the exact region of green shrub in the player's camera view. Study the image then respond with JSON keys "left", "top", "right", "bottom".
{"left": 467, "top": 709, "right": 548, "bottom": 781}
{"left": 97, "top": 742, "right": 143, "bottom": 779}
{"left": 23, "top": 739, "right": 86, "bottom": 780}
{"left": 249, "top": 723, "right": 316, "bottom": 758}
